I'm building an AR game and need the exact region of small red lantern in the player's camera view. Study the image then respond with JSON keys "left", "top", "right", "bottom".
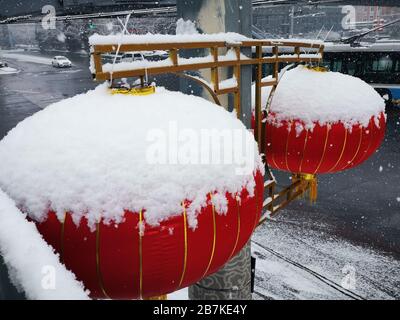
{"left": 254, "top": 65, "right": 386, "bottom": 200}
{"left": 36, "top": 171, "right": 264, "bottom": 299}
{"left": 265, "top": 112, "right": 386, "bottom": 174}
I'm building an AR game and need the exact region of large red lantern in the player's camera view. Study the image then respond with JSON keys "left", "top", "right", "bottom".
{"left": 0, "top": 85, "right": 264, "bottom": 299}
{"left": 35, "top": 171, "right": 263, "bottom": 299}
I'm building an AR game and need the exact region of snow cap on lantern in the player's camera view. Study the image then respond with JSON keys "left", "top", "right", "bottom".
{"left": 253, "top": 65, "right": 386, "bottom": 175}
{"left": 0, "top": 84, "right": 264, "bottom": 299}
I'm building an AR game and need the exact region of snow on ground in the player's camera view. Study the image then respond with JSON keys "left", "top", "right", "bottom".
{"left": 252, "top": 208, "right": 400, "bottom": 300}
{"left": 167, "top": 209, "right": 400, "bottom": 300}
{"left": 1, "top": 53, "right": 52, "bottom": 65}
{"left": 0, "top": 189, "right": 89, "bottom": 300}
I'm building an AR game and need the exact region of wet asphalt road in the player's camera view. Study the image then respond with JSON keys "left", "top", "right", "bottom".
{"left": 0, "top": 51, "right": 399, "bottom": 255}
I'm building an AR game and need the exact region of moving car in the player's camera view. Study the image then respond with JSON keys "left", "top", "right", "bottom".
{"left": 51, "top": 56, "right": 72, "bottom": 68}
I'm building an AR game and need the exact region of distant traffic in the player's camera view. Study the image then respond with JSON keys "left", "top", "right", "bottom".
{"left": 323, "top": 41, "right": 400, "bottom": 106}
{"left": 51, "top": 56, "right": 72, "bottom": 68}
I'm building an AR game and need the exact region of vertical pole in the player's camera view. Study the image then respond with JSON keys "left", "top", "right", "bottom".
{"left": 177, "top": 0, "right": 253, "bottom": 300}
{"left": 0, "top": 25, "right": 12, "bottom": 50}
{"left": 290, "top": 6, "right": 295, "bottom": 38}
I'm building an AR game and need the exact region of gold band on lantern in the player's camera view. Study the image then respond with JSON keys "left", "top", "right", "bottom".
{"left": 342, "top": 129, "right": 363, "bottom": 171}
{"left": 328, "top": 129, "right": 348, "bottom": 172}
{"left": 228, "top": 197, "right": 241, "bottom": 261}
{"left": 139, "top": 209, "right": 143, "bottom": 299}
{"left": 145, "top": 294, "right": 168, "bottom": 300}
{"left": 202, "top": 193, "right": 216, "bottom": 278}
{"left": 271, "top": 152, "right": 280, "bottom": 169}
{"left": 60, "top": 212, "right": 67, "bottom": 263}
{"left": 358, "top": 125, "right": 374, "bottom": 164}
{"left": 177, "top": 202, "right": 188, "bottom": 288}
{"left": 298, "top": 130, "right": 309, "bottom": 173}
{"left": 252, "top": 183, "right": 259, "bottom": 232}
{"left": 96, "top": 221, "right": 111, "bottom": 299}
{"left": 313, "top": 126, "right": 330, "bottom": 174}
{"left": 285, "top": 121, "right": 292, "bottom": 172}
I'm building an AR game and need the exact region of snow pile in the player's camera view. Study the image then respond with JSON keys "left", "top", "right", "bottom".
{"left": 176, "top": 18, "right": 199, "bottom": 35}
{"left": 0, "top": 66, "right": 19, "bottom": 75}
{"left": 0, "top": 189, "right": 89, "bottom": 300}
{"left": 252, "top": 65, "right": 385, "bottom": 130}
{"left": 219, "top": 77, "right": 238, "bottom": 90}
{"left": 1, "top": 53, "right": 52, "bottom": 65}
{"left": 0, "top": 85, "right": 263, "bottom": 229}
{"left": 102, "top": 58, "right": 172, "bottom": 73}
{"left": 100, "top": 49, "right": 249, "bottom": 74}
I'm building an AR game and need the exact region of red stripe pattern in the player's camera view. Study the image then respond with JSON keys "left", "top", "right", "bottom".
{"left": 35, "top": 171, "right": 264, "bottom": 299}
{"left": 265, "top": 112, "right": 386, "bottom": 174}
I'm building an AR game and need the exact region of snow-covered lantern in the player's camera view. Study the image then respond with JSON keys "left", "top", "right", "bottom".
{"left": 0, "top": 85, "right": 264, "bottom": 299}
{"left": 261, "top": 66, "right": 386, "bottom": 200}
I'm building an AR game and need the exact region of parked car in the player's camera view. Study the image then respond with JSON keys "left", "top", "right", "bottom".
{"left": 51, "top": 56, "right": 72, "bottom": 68}
{"left": 121, "top": 52, "right": 145, "bottom": 63}
{"left": 0, "top": 61, "right": 18, "bottom": 74}
{"left": 143, "top": 50, "right": 169, "bottom": 61}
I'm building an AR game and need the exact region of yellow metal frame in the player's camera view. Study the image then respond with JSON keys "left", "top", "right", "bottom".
{"left": 90, "top": 38, "right": 325, "bottom": 223}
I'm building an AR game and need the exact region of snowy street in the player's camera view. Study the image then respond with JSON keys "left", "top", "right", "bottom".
{"left": 253, "top": 210, "right": 400, "bottom": 300}
{"left": 0, "top": 52, "right": 398, "bottom": 300}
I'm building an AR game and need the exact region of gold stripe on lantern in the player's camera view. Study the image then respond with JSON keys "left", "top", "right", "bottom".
{"left": 313, "top": 126, "right": 330, "bottom": 174}
{"left": 60, "top": 212, "right": 67, "bottom": 263}
{"left": 177, "top": 202, "right": 188, "bottom": 288}
{"left": 341, "top": 129, "right": 363, "bottom": 170}
{"left": 285, "top": 121, "right": 292, "bottom": 172}
{"left": 202, "top": 194, "right": 217, "bottom": 278}
{"left": 139, "top": 209, "right": 143, "bottom": 299}
{"left": 228, "top": 197, "right": 241, "bottom": 261}
{"left": 298, "top": 130, "right": 309, "bottom": 173}
{"left": 96, "top": 221, "right": 110, "bottom": 299}
{"left": 328, "top": 129, "right": 348, "bottom": 172}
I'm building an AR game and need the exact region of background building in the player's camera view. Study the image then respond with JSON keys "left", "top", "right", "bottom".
{"left": 253, "top": 5, "right": 343, "bottom": 40}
